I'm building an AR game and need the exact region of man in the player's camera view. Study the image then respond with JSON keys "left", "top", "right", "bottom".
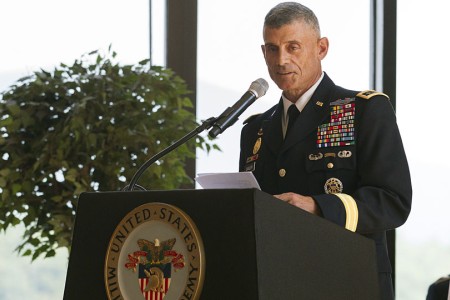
{"left": 239, "top": 2, "right": 412, "bottom": 299}
{"left": 426, "top": 275, "right": 450, "bottom": 300}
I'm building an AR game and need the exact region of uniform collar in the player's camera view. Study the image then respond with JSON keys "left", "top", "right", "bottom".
{"left": 281, "top": 72, "right": 325, "bottom": 131}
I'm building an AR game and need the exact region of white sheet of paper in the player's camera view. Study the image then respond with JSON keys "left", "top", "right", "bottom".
{"left": 195, "top": 172, "right": 261, "bottom": 190}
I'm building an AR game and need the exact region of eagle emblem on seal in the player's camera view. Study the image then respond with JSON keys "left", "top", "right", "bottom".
{"left": 125, "top": 238, "right": 185, "bottom": 299}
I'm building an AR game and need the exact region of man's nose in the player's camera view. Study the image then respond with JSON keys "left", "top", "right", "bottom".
{"left": 276, "top": 48, "right": 289, "bottom": 66}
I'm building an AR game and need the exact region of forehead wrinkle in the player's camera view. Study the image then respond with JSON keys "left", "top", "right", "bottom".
{"left": 264, "top": 39, "right": 302, "bottom": 46}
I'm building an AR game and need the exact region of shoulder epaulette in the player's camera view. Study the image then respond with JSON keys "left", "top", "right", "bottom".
{"left": 356, "top": 90, "right": 390, "bottom": 100}
{"left": 243, "top": 113, "right": 261, "bottom": 125}
{"left": 433, "top": 275, "right": 450, "bottom": 285}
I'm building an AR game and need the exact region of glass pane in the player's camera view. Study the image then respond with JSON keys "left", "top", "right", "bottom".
{"left": 197, "top": 0, "right": 370, "bottom": 173}
{"left": 0, "top": 1, "right": 149, "bottom": 299}
{"left": 150, "top": 0, "right": 166, "bottom": 66}
{"left": 0, "top": 1, "right": 149, "bottom": 91}
{"left": 397, "top": 1, "right": 450, "bottom": 299}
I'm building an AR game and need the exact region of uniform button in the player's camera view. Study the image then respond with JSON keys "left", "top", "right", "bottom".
{"left": 327, "top": 163, "right": 334, "bottom": 169}
{"left": 279, "top": 168, "right": 286, "bottom": 177}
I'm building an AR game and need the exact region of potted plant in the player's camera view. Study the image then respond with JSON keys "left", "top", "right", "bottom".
{"left": 0, "top": 47, "right": 217, "bottom": 260}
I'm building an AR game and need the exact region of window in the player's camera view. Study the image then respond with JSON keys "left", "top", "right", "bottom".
{"left": 197, "top": 0, "right": 370, "bottom": 174}
{"left": 0, "top": 1, "right": 149, "bottom": 298}
{"left": 396, "top": 1, "right": 450, "bottom": 298}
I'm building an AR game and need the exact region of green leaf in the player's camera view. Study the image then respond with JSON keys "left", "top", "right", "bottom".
{"left": 30, "top": 238, "right": 40, "bottom": 247}
{"left": 0, "top": 46, "right": 219, "bottom": 261}
{"left": 12, "top": 183, "right": 22, "bottom": 195}
{"left": 45, "top": 249, "right": 56, "bottom": 258}
{"left": 1, "top": 189, "right": 10, "bottom": 202}
{"left": 7, "top": 103, "right": 20, "bottom": 116}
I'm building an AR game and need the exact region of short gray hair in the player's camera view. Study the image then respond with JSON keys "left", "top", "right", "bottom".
{"left": 264, "top": 2, "right": 321, "bottom": 36}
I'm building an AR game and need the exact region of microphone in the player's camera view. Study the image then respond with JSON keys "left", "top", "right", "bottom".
{"left": 208, "top": 78, "right": 269, "bottom": 138}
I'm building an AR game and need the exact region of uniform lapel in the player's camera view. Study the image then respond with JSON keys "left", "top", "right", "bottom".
{"left": 262, "top": 99, "right": 284, "bottom": 155}
{"left": 281, "top": 74, "right": 336, "bottom": 153}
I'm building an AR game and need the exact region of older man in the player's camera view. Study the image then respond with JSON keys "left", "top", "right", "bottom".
{"left": 239, "top": 2, "right": 412, "bottom": 299}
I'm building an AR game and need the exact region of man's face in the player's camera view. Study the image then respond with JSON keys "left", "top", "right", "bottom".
{"left": 261, "top": 20, "right": 328, "bottom": 101}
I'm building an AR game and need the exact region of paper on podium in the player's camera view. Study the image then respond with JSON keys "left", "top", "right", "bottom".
{"left": 195, "top": 172, "right": 261, "bottom": 190}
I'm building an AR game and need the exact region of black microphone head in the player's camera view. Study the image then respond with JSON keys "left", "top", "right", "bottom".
{"left": 248, "top": 78, "right": 269, "bottom": 98}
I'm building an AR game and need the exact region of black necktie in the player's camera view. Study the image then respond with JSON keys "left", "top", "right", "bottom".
{"left": 286, "top": 104, "right": 300, "bottom": 137}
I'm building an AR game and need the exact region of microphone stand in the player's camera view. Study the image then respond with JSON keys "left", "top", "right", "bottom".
{"left": 124, "top": 117, "right": 217, "bottom": 191}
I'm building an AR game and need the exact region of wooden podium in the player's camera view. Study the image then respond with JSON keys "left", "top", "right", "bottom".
{"left": 63, "top": 189, "right": 380, "bottom": 299}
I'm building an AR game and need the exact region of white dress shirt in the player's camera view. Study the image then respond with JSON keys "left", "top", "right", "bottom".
{"left": 282, "top": 72, "right": 324, "bottom": 138}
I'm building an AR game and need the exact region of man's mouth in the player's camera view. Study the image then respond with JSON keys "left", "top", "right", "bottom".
{"left": 277, "top": 71, "right": 294, "bottom": 76}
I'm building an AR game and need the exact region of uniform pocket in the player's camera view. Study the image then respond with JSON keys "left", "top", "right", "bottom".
{"left": 305, "top": 148, "right": 357, "bottom": 194}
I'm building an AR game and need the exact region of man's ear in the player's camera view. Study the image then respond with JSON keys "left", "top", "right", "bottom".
{"left": 318, "top": 37, "right": 329, "bottom": 60}
{"left": 261, "top": 45, "right": 266, "bottom": 58}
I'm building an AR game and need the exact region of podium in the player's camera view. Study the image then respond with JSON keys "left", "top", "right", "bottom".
{"left": 63, "top": 189, "right": 380, "bottom": 299}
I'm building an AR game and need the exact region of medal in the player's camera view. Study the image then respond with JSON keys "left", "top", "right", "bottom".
{"left": 317, "top": 100, "right": 356, "bottom": 148}
{"left": 324, "top": 177, "right": 344, "bottom": 194}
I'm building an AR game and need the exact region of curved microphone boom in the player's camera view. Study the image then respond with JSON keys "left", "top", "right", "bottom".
{"left": 208, "top": 78, "right": 269, "bottom": 138}
{"left": 125, "top": 78, "right": 268, "bottom": 191}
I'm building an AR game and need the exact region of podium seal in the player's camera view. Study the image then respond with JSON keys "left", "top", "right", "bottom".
{"left": 105, "top": 202, "right": 205, "bottom": 300}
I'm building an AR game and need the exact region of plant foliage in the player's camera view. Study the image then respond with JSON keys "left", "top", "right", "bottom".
{"left": 0, "top": 47, "right": 217, "bottom": 260}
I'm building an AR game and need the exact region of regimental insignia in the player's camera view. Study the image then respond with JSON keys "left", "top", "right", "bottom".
{"left": 253, "top": 137, "right": 262, "bottom": 155}
{"left": 317, "top": 98, "right": 356, "bottom": 148}
{"left": 316, "top": 101, "right": 323, "bottom": 107}
{"left": 324, "top": 177, "right": 344, "bottom": 194}
{"left": 257, "top": 128, "right": 263, "bottom": 136}
{"left": 105, "top": 203, "right": 205, "bottom": 300}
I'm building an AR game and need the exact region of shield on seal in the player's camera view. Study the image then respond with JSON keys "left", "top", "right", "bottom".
{"left": 138, "top": 263, "right": 171, "bottom": 300}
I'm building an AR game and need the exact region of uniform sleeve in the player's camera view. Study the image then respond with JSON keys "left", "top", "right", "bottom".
{"left": 313, "top": 96, "right": 412, "bottom": 234}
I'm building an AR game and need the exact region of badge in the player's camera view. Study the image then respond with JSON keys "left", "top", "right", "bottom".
{"left": 338, "top": 150, "right": 352, "bottom": 158}
{"left": 246, "top": 154, "right": 259, "bottom": 164}
{"left": 330, "top": 98, "right": 355, "bottom": 106}
{"left": 257, "top": 128, "right": 263, "bottom": 136}
{"left": 253, "top": 137, "right": 262, "bottom": 155}
{"left": 245, "top": 162, "right": 256, "bottom": 172}
{"left": 308, "top": 153, "right": 323, "bottom": 161}
{"left": 324, "top": 177, "right": 343, "bottom": 194}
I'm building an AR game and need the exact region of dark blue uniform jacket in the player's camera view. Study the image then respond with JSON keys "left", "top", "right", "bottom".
{"left": 239, "top": 73, "right": 412, "bottom": 275}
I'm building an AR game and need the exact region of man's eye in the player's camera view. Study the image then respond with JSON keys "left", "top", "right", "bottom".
{"left": 267, "top": 46, "right": 278, "bottom": 52}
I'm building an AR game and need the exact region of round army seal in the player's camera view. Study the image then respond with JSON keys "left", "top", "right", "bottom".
{"left": 324, "top": 177, "right": 344, "bottom": 194}
{"left": 105, "top": 202, "right": 205, "bottom": 300}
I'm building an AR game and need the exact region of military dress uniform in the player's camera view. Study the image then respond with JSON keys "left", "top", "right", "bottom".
{"left": 239, "top": 73, "right": 412, "bottom": 300}
{"left": 427, "top": 275, "right": 450, "bottom": 300}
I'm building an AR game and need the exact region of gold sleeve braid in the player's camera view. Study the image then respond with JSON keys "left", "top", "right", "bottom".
{"left": 334, "top": 193, "right": 359, "bottom": 232}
